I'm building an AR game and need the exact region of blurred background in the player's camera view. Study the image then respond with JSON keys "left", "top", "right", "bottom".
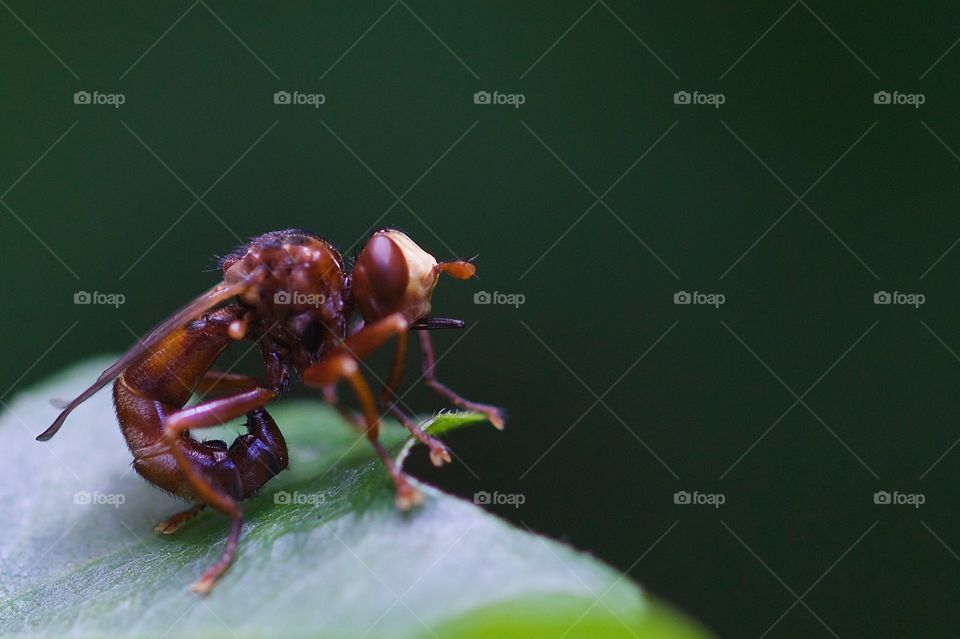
{"left": 3, "top": 2, "right": 960, "bottom": 635}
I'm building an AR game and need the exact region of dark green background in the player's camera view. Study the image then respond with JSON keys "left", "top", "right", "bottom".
{"left": 3, "top": 2, "right": 960, "bottom": 636}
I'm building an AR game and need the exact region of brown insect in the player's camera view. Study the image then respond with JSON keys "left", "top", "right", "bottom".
{"left": 37, "top": 228, "right": 503, "bottom": 594}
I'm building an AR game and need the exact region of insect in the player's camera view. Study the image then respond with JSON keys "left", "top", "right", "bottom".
{"left": 37, "top": 228, "right": 503, "bottom": 594}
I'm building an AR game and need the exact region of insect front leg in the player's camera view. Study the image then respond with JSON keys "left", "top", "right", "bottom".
{"left": 321, "top": 385, "right": 365, "bottom": 430}
{"left": 418, "top": 331, "right": 505, "bottom": 429}
{"left": 380, "top": 331, "right": 452, "bottom": 467}
{"left": 302, "top": 313, "right": 423, "bottom": 509}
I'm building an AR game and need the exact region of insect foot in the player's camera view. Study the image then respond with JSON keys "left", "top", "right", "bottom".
{"left": 396, "top": 482, "right": 424, "bottom": 510}
{"left": 154, "top": 504, "right": 205, "bottom": 535}
{"left": 429, "top": 442, "right": 453, "bottom": 467}
{"left": 486, "top": 408, "right": 506, "bottom": 431}
{"left": 189, "top": 575, "right": 218, "bottom": 596}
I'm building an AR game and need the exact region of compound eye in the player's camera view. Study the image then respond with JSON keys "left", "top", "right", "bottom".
{"left": 354, "top": 233, "right": 409, "bottom": 318}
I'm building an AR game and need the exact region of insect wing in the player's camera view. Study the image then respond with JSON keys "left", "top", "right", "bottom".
{"left": 36, "top": 278, "right": 250, "bottom": 441}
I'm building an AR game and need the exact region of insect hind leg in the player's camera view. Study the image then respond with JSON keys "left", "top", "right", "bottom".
{"left": 155, "top": 503, "right": 206, "bottom": 535}
{"left": 149, "top": 387, "right": 282, "bottom": 595}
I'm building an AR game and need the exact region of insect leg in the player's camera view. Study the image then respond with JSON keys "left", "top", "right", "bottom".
{"left": 380, "top": 332, "right": 451, "bottom": 467}
{"left": 302, "top": 313, "right": 422, "bottom": 509}
{"left": 418, "top": 331, "right": 505, "bottom": 429}
{"left": 161, "top": 438, "right": 243, "bottom": 594}
{"left": 151, "top": 387, "right": 278, "bottom": 595}
{"left": 301, "top": 312, "right": 408, "bottom": 385}
{"left": 385, "top": 404, "right": 452, "bottom": 467}
{"left": 380, "top": 330, "right": 408, "bottom": 405}
{"left": 194, "top": 371, "right": 260, "bottom": 397}
{"left": 321, "top": 385, "right": 364, "bottom": 430}
{"left": 311, "top": 353, "right": 423, "bottom": 510}
{"left": 159, "top": 387, "right": 278, "bottom": 446}
{"left": 154, "top": 503, "right": 206, "bottom": 534}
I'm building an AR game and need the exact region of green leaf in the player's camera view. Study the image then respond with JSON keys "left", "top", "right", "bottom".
{"left": 0, "top": 358, "right": 710, "bottom": 639}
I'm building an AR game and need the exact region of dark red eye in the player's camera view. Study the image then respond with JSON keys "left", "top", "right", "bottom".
{"left": 353, "top": 233, "right": 409, "bottom": 320}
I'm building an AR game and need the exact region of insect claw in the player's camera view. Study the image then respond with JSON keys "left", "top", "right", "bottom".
{"left": 429, "top": 443, "right": 452, "bottom": 467}
{"left": 154, "top": 520, "right": 179, "bottom": 535}
{"left": 189, "top": 576, "right": 217, "bottom": 596}
{"left": 154, "top": 504, "right": 205, "bottom": 534}
{"left": 486, "top": 409, "right": 505, "bottom": 431}
{"left": 395, "top": 483, "right": 424, "bottom": 511}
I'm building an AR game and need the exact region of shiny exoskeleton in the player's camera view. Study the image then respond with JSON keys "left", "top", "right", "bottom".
{"left": 38, "top": 228, "right": 503, "bottom": 594}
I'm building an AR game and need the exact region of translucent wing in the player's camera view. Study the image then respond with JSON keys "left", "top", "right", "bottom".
{"left": 36, "top": 278, "right": 252, "bottom": 441}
